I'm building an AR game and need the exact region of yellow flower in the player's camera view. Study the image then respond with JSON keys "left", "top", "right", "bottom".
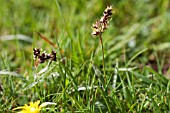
{"left": 13, "top": 100, "right": 56, "bottom": 113}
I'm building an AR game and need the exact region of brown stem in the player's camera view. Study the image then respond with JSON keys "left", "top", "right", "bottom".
{"left": 99, "top": 33, "right": 106, "bottom": 84}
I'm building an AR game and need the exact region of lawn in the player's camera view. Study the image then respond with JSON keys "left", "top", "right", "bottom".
{"left": 0, "top": 0, "right": 170, "bottom": 112}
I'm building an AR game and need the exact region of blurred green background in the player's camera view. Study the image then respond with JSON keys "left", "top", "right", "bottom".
{"left": 0, "top": 0, "right": 170, "bottom": 77}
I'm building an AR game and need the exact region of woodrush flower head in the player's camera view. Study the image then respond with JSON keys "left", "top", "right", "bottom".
{"left": 33, "top": 48, "right": 40, "bottom": 59}
{"left": 33, "top": 48, "right": 57, "bottom": 64}
{"left": 13, "top": 100, "right": 56, "bottom": 113}
{"left": 92, "top": 5, "right": 114, "bottom": 36}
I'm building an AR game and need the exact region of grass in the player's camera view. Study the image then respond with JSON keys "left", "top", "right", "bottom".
{"left": 0, "top": 0, "right": 170, "bottom": 112}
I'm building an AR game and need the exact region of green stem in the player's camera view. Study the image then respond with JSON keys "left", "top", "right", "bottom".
{"left": 99, "top": 33, "right": 106, "bottom": 84}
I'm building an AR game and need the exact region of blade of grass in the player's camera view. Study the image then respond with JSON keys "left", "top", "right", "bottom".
{"left": 54, "top": 0, "right": 72, "bottom": 40}
{"left": 130, "top": 71, "right": 152, "bottom": 84}
{"left": 91, "top": 63, "right": 105, "bottom": 88}
{"left": 34, "top": 30, "right": 58, "bottom": 49}
{"left": 0, "top": 70, "right": 25, "bottom": 80}
{"left": 126, "top": 48, "right": 148, "bottom": 67}
{"left": 98, "top": 88, "right": 111, "bottom": 113}
{"left": 0, "top": 34, "right": 32, "bottom": 43}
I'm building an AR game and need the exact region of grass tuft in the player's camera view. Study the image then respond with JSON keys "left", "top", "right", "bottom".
{"left": 0, "top": 0, "right": 170, "bottom": 112}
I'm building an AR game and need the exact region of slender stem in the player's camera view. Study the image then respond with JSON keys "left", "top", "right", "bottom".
{"left": 99, "top": 33, "right": 106, "bottom": 84}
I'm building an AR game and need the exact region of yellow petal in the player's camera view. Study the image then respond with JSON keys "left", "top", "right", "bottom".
{"left": 13, "top": 106, "right": 25, "bottom": 111}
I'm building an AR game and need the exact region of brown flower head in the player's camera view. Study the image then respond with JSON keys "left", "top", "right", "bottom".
{"left": 39, "top": 52, "right": 47, "bottom": 63}
{"left": 46, "top": 50, "right": 57, "bottom": 61}
{"left": 33, "top": 48, "right": 57, "bottom": 65}
{"left": 92, "top": 5, "right": 113, "bottom": 36}
{"left": 33, "top": 48, "right": 40, "bottom": 59}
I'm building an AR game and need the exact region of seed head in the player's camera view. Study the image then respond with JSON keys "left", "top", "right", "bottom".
{"left": 92, "top": 5, "right": 114, "bottom": 36}
{"left": 33, "top": 48, "right": 40, "bottom": 59}
{"left": 33, "top": 48, "right": 57, "bottom": 66}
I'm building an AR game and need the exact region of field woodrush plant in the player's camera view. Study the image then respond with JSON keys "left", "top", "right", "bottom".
{"left": 92, "top": 5, "right": 114, "bottom": 84}
{"left": 33, "top": 48, "right": 57, "bottom": 67}
{"left": 0, "top": 1, "right": 169, "bottom": 112}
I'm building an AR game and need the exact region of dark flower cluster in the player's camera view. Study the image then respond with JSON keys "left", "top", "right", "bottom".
{"left": 92, "top": 5, "right": 113, "bottom": 36}
{"left": 33, "top": 48, "right": 57, "bottom": 64}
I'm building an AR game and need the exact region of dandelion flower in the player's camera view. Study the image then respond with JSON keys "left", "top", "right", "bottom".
{"left": 13, "top": 100, "right": 56, "bottom": 113}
